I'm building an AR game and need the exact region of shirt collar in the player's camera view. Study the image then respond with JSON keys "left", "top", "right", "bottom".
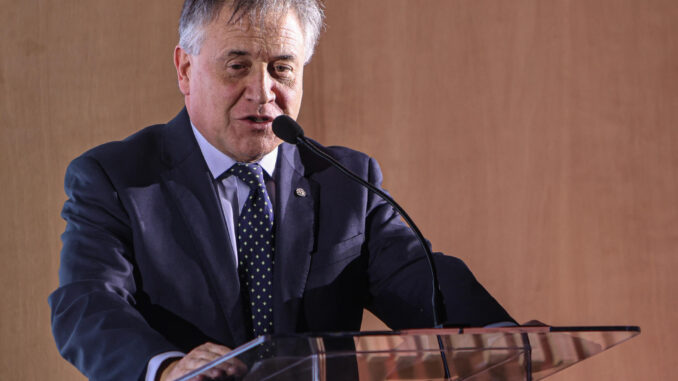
{"left": 191, "top": 123, "right": 278, "bottom": 180}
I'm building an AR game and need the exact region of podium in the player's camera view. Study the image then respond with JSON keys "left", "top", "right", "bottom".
{"left": 177, "top": 326, "right": 639, "bottom": 380}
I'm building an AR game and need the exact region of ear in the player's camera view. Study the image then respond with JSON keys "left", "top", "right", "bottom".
{"left": 174, "top": 45, "right": 192, "bottom": 96}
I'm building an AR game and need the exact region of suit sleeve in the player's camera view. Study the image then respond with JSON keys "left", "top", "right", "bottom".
{"left": 362, "top": 157, "right": 515, "bottom": 328}
{"left": 48, "top": 155, "right": 179, "bottom": 381}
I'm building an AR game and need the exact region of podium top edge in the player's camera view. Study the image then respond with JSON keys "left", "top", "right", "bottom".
{"left": 268, "top": 325, "right": 641, "bottom": 339}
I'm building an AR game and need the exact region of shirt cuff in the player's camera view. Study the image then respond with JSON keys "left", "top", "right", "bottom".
{"left": 146, "top": 351, "right": 185, "bottom": 381}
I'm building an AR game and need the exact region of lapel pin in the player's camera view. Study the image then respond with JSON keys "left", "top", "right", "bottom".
{"left": 295, "top": 188, "right": 307, "bottom": 197}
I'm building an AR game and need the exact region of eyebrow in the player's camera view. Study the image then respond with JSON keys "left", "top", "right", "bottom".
{"left": 274, "top": 54, "right": 295, "bottom": 61}
{"left": 227, "top": 50, "right": 250, "bottom": 57}
{"left": 225, "top": 50, "right": 296, "bottom": 61}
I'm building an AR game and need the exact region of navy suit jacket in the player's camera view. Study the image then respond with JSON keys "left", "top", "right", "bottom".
{"left": 49, "top": 109, "right": 513, "bottom": 380}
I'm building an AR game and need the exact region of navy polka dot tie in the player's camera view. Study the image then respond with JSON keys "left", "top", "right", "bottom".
{"left": 228, "top": 163, "right": 275, "bottom": 337}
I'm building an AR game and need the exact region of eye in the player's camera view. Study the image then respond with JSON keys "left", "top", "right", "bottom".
{"left": 226, "top": 61, "right": 250, "bottom": 74}
{"left": 272, "top": 64, "right": 293, "bottom": 77}
{"left": 228, "top": 63, "right": 245, "bottom": 70}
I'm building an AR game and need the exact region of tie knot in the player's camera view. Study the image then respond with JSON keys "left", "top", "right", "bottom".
{"left": 228, "top": 163, "right": 266, "bottom": 190}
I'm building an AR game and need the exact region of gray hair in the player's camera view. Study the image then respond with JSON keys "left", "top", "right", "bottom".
{"left": 179, "top": 0, "right": 325, "bottom": 63}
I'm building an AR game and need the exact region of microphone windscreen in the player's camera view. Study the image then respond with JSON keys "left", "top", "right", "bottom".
{"left": 273, "top": 115, "right": 304, "bottom": 144}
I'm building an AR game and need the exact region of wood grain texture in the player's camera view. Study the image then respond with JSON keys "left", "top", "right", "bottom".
{"left": 302, "top": 1, "right": 677, "bottom": 380}
{"left": 0, "top": 1, "right": 184, "bottom": 379}
{"left": 1, "top": 0, "right": 675, "bottom": 379}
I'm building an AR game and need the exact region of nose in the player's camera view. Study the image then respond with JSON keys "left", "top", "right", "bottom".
{"left": 245, "top": 64, "right": 275, "bottom": 105}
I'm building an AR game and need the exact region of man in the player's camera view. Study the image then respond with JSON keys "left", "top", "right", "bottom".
{"left": 49, "top": 1, "right": 513, "bottom": 380}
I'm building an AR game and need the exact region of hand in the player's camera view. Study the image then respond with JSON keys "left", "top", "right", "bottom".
{"left": 159, "top": 342, "right": 247, "bottom": 381}
{"left": 522, "top": 319, "right": 549, "bottom": 327}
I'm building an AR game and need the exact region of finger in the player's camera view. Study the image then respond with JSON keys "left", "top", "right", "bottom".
{"left": 187, "top": 367, "right": 228, "bottom": 381}
{"left": 192, "top": 343, "right": 245, "bottom": 373}
{"left": 226, "top": 358, "right": 248, "bottom": 377}
{"left": 175, "top": 343, "right": 243, "bottom": 378}
{"left": 169, "top": 356, "right": 218, "bottom": 379}
{"left": 197, "top": 342, "right": 232, "bottom": 357}
{"left": 182, "top": 344, "right": 231, "bottom": 366}
{"left": 165, "top": 342, "right": 249, "bottom": 380}
{"left": 199, "top": 367, "right": 227, "bottom": 380}
{"left": 202, "top": 354, "right": 247, "bottom": 377}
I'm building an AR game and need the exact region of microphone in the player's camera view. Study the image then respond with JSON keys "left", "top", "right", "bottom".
{"left": 273, "top": 115, "right": 448, "bottom": 328}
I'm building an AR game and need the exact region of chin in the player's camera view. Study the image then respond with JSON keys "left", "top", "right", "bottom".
{"left": 235, "top": 144, "right": 276, "bottom": 162}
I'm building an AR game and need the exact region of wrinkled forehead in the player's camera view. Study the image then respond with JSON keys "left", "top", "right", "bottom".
{"left": 216, "top": 3, "right": 305, "bottom": 44}
{"left": 203, "top": 6, "right": 305, "bottom": 59}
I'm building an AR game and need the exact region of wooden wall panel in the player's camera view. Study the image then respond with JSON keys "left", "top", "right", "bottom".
{"left": 0, "top": 1, "right": 184, "bottom": 379}
{"left": 1, "top": 0, "right": 675, "bottom": 380}
{"left": 301, "top": 1, "right": 677, "bottom": 380}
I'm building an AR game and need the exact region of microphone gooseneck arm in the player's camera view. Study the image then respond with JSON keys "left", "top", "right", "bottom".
{"left": 273, "top": 115, "right": 447, "bottom": 328}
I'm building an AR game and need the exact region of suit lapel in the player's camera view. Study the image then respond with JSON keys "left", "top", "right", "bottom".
{"left": 273, "top": 143, "right": 317, "bottom": 333}
{"left": 159, "top": 109, "right": 248, "bottom": 345}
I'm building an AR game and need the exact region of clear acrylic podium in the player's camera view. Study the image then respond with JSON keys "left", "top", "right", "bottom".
{"left": 177, "top": 326, "right": 639, "bottom": 380}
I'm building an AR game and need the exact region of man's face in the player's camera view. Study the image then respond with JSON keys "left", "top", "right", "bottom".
{"left": 175, "top": 8, "right": 306, "bottom": 162}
